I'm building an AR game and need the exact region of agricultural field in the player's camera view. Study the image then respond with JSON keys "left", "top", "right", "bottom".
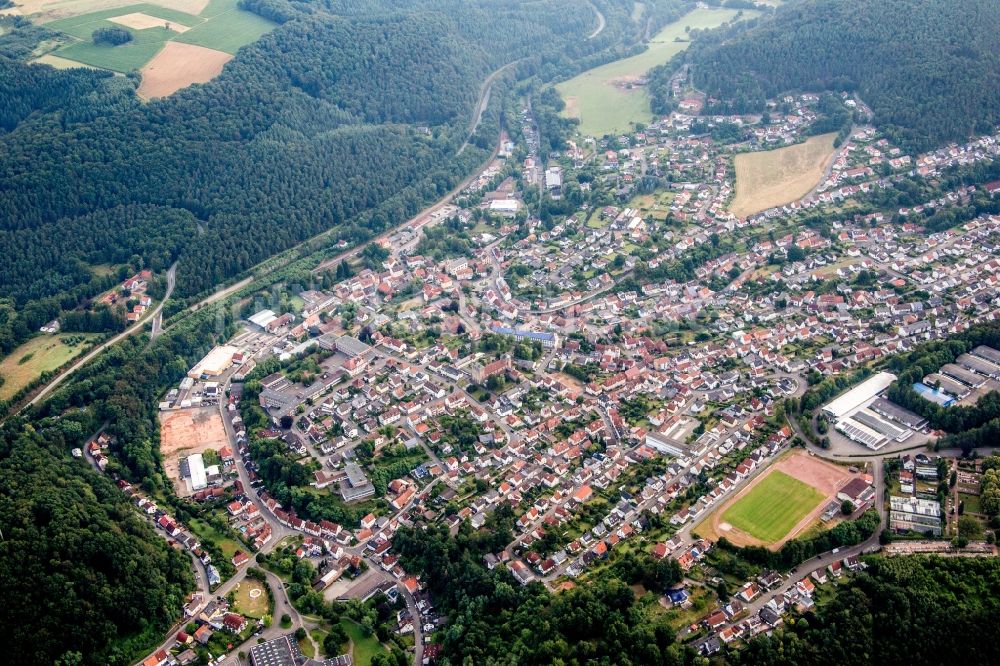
{"left": 28, "top": 0, "right": 273, "bottom": 90}
{"left": 4, "top": 0, "right": 209, "bottom": 22}
{"left": 697, "top": 450, "right": 858, "bottom": 548}
{"left": 137, "top": 41, "right": 231, "bottom": 97}
{"left": 556, "top": 7, "right": 752, "bottom": 137}
{"left": 729, "top": 132, "right": 838, "bottom": 218}
{"left": 0, "top": 333, "right": 95, "bottom": 400}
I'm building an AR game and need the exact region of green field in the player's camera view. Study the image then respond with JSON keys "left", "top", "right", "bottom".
{"left": 232, "top": 578, "right": 270, "bottom": 619}
{"left": 0, "top": 334, "right": 95, "bottom": 401}
{"left": 341, "top": 619, "right": 389, "bottom": 666}
{"left": 40, "top": 0, "right": 274, "bottom": 72}
{"left": 556, "top": 7, "right": 753, "bottom": 137}
{"left": 721, "top": 470, "right": 826, "bottom": 544}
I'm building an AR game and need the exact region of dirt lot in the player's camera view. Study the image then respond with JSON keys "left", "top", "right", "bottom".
{"left": 160, "top": 406, "right": 228, "bottom": 495}
{"left": 137, "top": 41, "right": 231, "bottom": 98}
{"left": 697, "top": 450, "right": 860, "bottom": 550}
{"left": 109, "top": 11, "right": 189, "bottom": 31}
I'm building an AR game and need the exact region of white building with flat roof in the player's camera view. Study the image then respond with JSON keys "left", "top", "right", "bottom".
{"left": 822, "top": 371, "right": 897, "bottom": 419}
{"left": 187, "top": 453, "right": 207, "bottom": 491}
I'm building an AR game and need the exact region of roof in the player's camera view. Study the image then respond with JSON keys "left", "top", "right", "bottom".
{"left": 822, "top": 371, "right": 896, "bottom": 418}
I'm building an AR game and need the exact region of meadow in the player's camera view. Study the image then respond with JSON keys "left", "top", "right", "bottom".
{"left": 729, "top": 132, "right": 838, "bottom": 218}
{"left": 556, "top": 7, "right": 751, "bottom": 137}
{"left": 720, "top": 470, "right": 826, "bottom": 544}
{"left": 0, "top": 334, "right": 95, "bottom": 400}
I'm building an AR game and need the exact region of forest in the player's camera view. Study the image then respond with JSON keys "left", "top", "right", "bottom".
{"left": 650, "top": 0, "right": 1000, "bottom": 152}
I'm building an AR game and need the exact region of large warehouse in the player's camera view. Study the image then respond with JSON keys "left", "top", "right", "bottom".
{"left": 187, "top": 345, "right": 239, "bottom": 378}
{"left": 822, "top": 372, "right": 897, "bottom": 419}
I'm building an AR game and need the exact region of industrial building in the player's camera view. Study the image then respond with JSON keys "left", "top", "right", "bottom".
{"left": 821, "top": 372, "right": 908, "bottom": 451}
{"left": 185, "top": 453, "right": 207, "bottom": 492}
{"left": 187, "top": 345, "right": 239, "bottom": 378}
{"left": 821, "top": 372, "right": 897, "bottom": 419}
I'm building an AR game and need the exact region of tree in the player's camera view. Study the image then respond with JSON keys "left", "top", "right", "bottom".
{"left": 841, "top": 500, "right": 856, "bottom": 516}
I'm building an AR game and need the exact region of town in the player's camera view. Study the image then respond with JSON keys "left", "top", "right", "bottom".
{"left": 79, "top": 89, "right": 1000, "bottom": 666}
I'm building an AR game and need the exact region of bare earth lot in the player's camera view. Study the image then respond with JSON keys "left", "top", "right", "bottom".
{"left": 697, "top": 450, "right": 859, "bottom": 550}
{"left": 159, "top": 406, "right": 228, "bottom": 495}
{"left": 729, "top": 132, "right": 838, "bottom": 218}
{"left": 137, "top": 41, "right": 231, "bottom": 97}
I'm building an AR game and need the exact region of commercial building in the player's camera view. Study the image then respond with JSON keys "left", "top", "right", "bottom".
{"left": 186, "top": 453, "right": 207, "bottom": 492}
{"left": 340, "top": 462, "right": 375, "bottom": 502}
{"left": 821, "top": 372, "right": 897, "bottom": 419}
{"left": 188, "top": 345, "right": 239, "bottom": 378}
{"left": 248, "top": 309, "right": 278, "bottom": 330}
{"left": 249, "top": 633, "right": 351, "bottom": 666}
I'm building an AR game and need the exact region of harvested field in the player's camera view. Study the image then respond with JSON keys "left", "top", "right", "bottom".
{"left": 9, "top": 0, "right": 208, "bottom": 22}
{"left": 138, "top": 41, "right": 231, "bottom": 97}
{"left": 696, "top": 450, "right": 860, "bottom": 549}
{"left": 33, "top": 52, "right": 99, "bottom": 68}
{"left": 109, "top": 10, "right": 188, "bottom": 31}
{"left": 729, "top": 132, "right": 838, "bottom": 218}
{"left": 0, "top": 334, "right": 95, "bottom": 400}
{"left": 159, "top": 406, "right": 228, "bottom": 495}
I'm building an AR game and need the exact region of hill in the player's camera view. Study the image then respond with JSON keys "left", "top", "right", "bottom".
{"left": 652, "top": 0, "right": 1000, "bottom": 151}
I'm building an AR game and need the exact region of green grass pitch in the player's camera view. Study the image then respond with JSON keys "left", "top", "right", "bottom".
{"left": 721, "top": 470, "right": 826, "bottom": 544}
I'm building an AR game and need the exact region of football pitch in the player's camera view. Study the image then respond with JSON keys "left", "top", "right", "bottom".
{"left": 721, "top": 470, "right": 826, "bottom": 543}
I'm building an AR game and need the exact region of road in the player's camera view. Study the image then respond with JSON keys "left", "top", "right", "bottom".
{"left": 20, "top": 262, "right": 177, "bottom": 412}
{"left": 458, "top": 61, "right": 518, "bottom": 155}
{"left": 585, "top": 0, "right": 606, "bottom": 39}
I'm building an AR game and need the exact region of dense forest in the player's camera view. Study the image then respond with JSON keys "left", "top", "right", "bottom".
{"left": 734, "top": 557, "right": 1000, "bottom": 666}
{"left": 650, "top": 0, "right": 1000, "bottom": 151}
{"left": 0, "top": 428, "right": 194, "bottom": 665}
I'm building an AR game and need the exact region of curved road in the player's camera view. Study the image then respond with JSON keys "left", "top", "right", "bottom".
{"left": 21, "top": 262, "right": 176, "bottom": 412}
{"left": 586, "top": 0, "right": 606, "bottom": 39}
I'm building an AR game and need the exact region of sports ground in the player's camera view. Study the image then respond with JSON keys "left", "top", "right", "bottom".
{"left": 698, "top": 450, "right": 860, "bottom": 549}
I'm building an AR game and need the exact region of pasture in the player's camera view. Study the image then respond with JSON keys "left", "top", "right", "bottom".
{"left": 0, "top": 334, "right": 95, "bottom": 401}
{"left": 697, "top": 450, "right": 858, "bottom": 549}
{"left": 729, "top": 132, "right": 838, "bottom": 218}
{"left": 31, "top": 0, "right": 273, "bottom": 88}
{"left": 720, "top": 470, "right": 825, "bottom": 544}
{"left": 556, "top": 7, "right": 751, "bottom": 137}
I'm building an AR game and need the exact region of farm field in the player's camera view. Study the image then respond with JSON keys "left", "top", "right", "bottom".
{"left": 721, "top": 470, "right": 825, "bottom": 543}
{"left": 729, "top": 132, "right": 838, "bottom": 218}
{"left": 556, "top": 7, "right": 752, "bottom": 137}
{"left": 697, "top": 450, "right": 859, "bottom": 549}
{"left": 4, "top": 0, "right": 209, "bottom": 22}
{"left": 0, "top": 334, "right": 96, "bottom": 400}
{"left": 137, "top": 41, "right": 231, "bottom": 97}
{"left": 31, "top": 0, "right": 273, "bottom": 86}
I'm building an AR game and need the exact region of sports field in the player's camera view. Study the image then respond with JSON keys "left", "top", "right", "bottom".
{"left": 721, "top": 470, "right": 825, "bottom": 543}
{"left": 556, "top": 7, "right": 753, "bottom": 137}
{"left": 31, "top": 0, "right": 273, "bottom": 85}
{"left": 698, "top": 450, "right": 860, "bottom": 549}
{"left": 729, "top": 132, "right": 838, "bottom": 218}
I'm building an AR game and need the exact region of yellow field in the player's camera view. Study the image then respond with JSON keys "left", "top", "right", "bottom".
{"left": 5, "top": 0, "right": 208, "bottom": 22}
{"left": 0, "top": 334, "right": 95, "bottom": 400}
{"left": 729, "top": 133, "right": 838, "bottom": 218}
{"left": 32, "top": 53, "right": 99, "bottom": 68}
